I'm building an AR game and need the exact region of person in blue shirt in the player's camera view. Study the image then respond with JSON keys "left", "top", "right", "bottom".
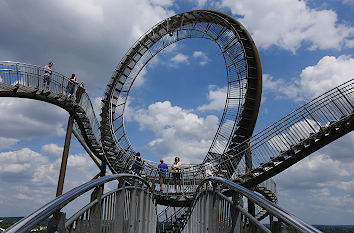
{"left": 158, "top": 159, "right": 168, "bottom": 192}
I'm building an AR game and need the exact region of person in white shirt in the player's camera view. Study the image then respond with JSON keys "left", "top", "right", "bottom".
{"left": 43, "top": 61, "right": 53, "bottom": 90}
{"left": 172, "top": 156, "right": 182, "bottom": 192}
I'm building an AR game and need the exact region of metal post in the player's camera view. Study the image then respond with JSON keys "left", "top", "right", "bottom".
{"left": 100, "top": 160, "right": 107, "bottom": 177}
{"left": 270, "top": 215, "right": 274, "bottom": 232}
{"left": 129, "top": 181, "right": 138, "bottom": 233}
{"left": 89, "top": 186, "right": 103, "bottom": 233}
{"left": 114, "top": 184, "right": 125, "bottom": 232}
{"left": 47, "top": 211, "right": 66, "bottom": 233}
{"left": 56, "top": 115, "right": 74, "bottom": 197}
{"left": 231, "top": 192, "right": 242, "bottom": 233}
{"left": 245, "top": 142, "right": 256, "bottom": 232}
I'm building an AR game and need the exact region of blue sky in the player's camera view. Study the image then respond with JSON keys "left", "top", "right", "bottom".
{"left": 0, "top": 0, "right": 354, "bottom": 225}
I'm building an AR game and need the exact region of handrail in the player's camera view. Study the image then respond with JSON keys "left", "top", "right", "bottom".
{"left": 65, "top": 185, "right": 149, "bottom": 228}
{"left": 201, "top": 79, "right": 354, "bottom": 181}
{"left": 0, "top": 61, "right": 101, "bottom": 141}
{"left": 189, "top": 177, "right": 321, "bottom": 233}
{"left": 0, "top": 61, "right": 103, "bottom": 158}
{"left": 4, "top": 174, "right": 152, "bottom": 233}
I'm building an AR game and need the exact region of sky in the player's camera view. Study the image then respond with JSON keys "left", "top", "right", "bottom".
{"left": 0, "top": 0, "right": 354, "bottom": 225}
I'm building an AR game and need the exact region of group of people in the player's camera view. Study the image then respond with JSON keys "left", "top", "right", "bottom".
{"left": 66, "top": 73, "right": 86, "bottom": 103}
{"left": 130, "top": 154, "right": 187, "bottom": 193}
{"left": 43, "top": 61, "right": 85, "bottom": 103}
{"left": 158, "top": 157, "right": 182, "bottom": 192}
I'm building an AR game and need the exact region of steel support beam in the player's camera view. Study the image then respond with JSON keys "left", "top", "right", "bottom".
{"left": 56, "top": 115, "right": 74, "bottom": 197}
{"left": 72, "top": 129, "right": 101, "bottom": 168}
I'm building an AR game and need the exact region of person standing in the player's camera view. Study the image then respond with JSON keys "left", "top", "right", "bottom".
{"left": 131, "top": 152, "right": 143, "bottom": 175}
{"left": 204, "top": 162, "right": 216, "bottom": 178}
{"left": 43, "top": 61, "right": 53, "bottom": 90}
{"left": 172, "top": 157, "right": 182, "bottom": 192}
{"left": 66, "top": 73, "right": 79, "bottom": 98}
{"left": 75, "top": 82, "right": 85, "bottom": 104}
{"left": 158, "top": 159, "right": 168, "bottom": 192}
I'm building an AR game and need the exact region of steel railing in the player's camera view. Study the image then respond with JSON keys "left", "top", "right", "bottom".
{"left": 101, "top": 79, "right": 354, "bottom": 198}
{"left": 157, "top": 177, "right": 277, "bottom": 231}
{"left": 0, "top": 61, "right": 102, "bottom": 154}
{"left": 181, "top": 177, "right": 322, "bottom": 233}
{"left": 4, "top": 174, "right": 156, "bottom": 233}
{"left": 200, "top": 79, "right": 354, "bottom": 180}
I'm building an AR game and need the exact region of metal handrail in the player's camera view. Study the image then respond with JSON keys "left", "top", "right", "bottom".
{"left": 65, "top": 185, "right": 149, "bottom": 228}
{"left": 159, "top": 178, "right": 277, "bottom": 229}
{"left": 199, "top": 79, "right": 354, "bottom": 181}
{"left": 4, "top": 174, "right": 152, "bottom": 233}
{"left": 185, "top": 177, "right": 322, "bottom": 233}
{"left": 0, "top": 61, "right": 102, "bottom": 149}
{"left": 103, "top": 79, "right": 354, "bottom": 198}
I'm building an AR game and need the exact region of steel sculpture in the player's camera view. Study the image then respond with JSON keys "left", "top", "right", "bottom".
{"left": 100, "top": 10, "right": 262, "bottom": 174}
{"left": 3, "top": 9, "right": 354, "bottom": 233}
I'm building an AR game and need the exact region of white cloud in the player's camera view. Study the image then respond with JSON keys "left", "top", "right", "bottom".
{"left": 0, "top": 98, "right": 67, "bottom": 139}
{"left": 150, "top": 0, "right": 173, "bottom": 7}
{"left": 337, "top": 179, "right": 354, "bottom": 197}
{"left": 343, "top": 0, "right": 354, "bottom": 6}
{"left": 193, "top": 51, "right": 210, "bottom": 66}
{"left": 170, "top": 53, "right": 189, "bottom": 64}
{"left": 14, "top": 193, "right": 33, "bottom": 201}
{"left": 0, "top": 147, "right": 99, "bottom": 216}
{"left": 219, "top": 0, "right": 354, "bottom": 52}
{"left": 134, "top": 67, "right": 146, "bottom": 87}
{"left": 198, "top": 86, "right": 227, "bottom": 111}
{"left": 263, "top": 55, "right": 354, "bottom": 101}
{"left": 131, "top": 101, "right": 219, "bottom": 163}
{"left": 93, "top": 96, "right": 103, "bottom": 122}
{"left": 276, "top": 154, "right": 350, "bottom": 190}
{"left": 0, "top": 0, "right": 175, "bottom": 92}
{"left": 275, "top": 151, "right": 354, "bottom": 223}
{"left": 0, "top": 137, "right": 19, "bottom": 149}
{"left": 0, "top": 148, "right": 50, "bottom": 183}
{"left": 148, "top": 56, "right": 160, "bottom": 68}
{"left": 67, "top": 154, "right": 94, "bottom": 169}
{"left": 299, "top": 55, "right": 354, "bottom": 99}
{"left": 263, "top": 74, "right": 301, "bottom": 100}
{"left": 41, "top": 144, "right": 63, "bottom": 156}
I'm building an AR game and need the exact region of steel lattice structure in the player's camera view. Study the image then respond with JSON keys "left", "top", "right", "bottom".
{"left": 2, "top": 9, "right": 353, "bottom": 233}
{"left": 100, "top": 10, "right": 262, "bottom": 173}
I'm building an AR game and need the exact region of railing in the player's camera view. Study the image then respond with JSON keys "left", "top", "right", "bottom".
{"left": 181, "top": 177, "right": 322, "bottom": 233}
{"left": 257, "top": 178, "right": 277, "bottom": 201}
{"left": 4, "top": 174, "right": 156, "bottom": 233}
{"left": 157, "top": 206, "right": 187, "bottom": 232}
{"left": 0, "top": 61, "right": 101, "bottom": 152}
{"left": 198, "top": 79, "right": 354, "bottom": 180}
{"left": 124, "top": 158, "right": 277, "bottom": 201}
{"left": 157, "top": 178, "right": 277, "bottom": 231}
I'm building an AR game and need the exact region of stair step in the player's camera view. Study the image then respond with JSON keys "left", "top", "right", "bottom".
{"left": 271, "top": 156, "right": 285, "bottom": 162}
{"left": 260, "top": 162, "right": 275, "bottom": 168}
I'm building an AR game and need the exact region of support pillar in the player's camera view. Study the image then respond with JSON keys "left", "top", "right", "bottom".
{"left": 231, "top": 193, "right": 242, "bottom": 233}
{"left": 245, "top": 145, "right": 256, "bottom": 232}
{"left": 89, "top": 186, "right": 103, "bottom": 233}
{"left": 100, "top": 160, "right": 107, "bottom": 177}
{"left": 56, "top": 115, "right": 74, "bottom": 197}
{"left": 47, "top": 211, "right": 66, "bottom": 233}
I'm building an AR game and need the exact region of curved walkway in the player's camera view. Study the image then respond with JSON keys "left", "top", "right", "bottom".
{"left": 2, "top": 61, "right": 354, "bottom": 206}
{"left": 0, "top": 61, "right": 104, "bottom": 160}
